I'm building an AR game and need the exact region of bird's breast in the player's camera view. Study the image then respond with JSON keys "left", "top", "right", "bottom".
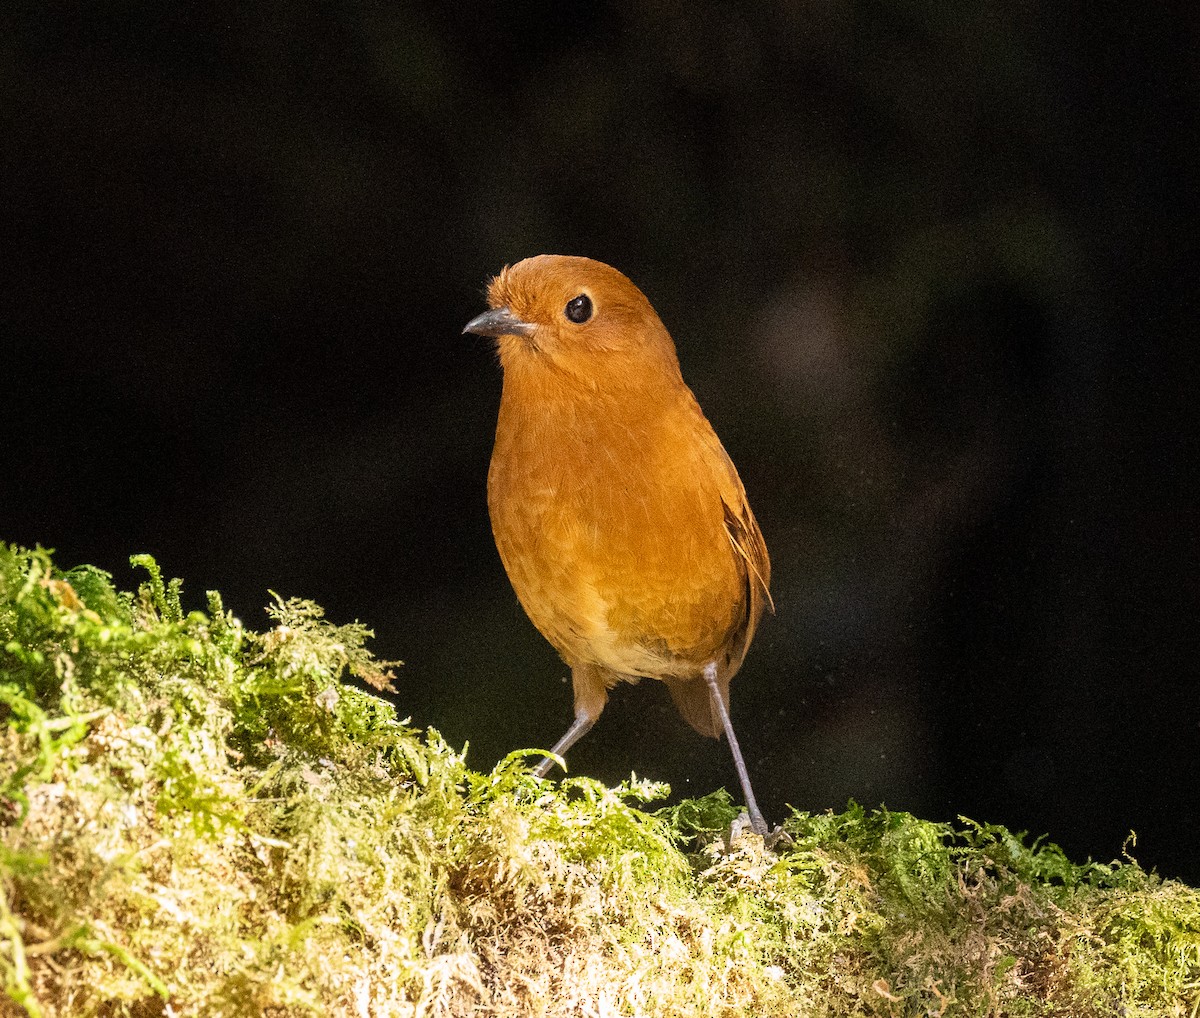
{"left": 487, "top": 379, "right": 743, "bottom": 675}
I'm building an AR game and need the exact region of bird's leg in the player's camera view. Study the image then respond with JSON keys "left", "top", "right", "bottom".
{"left": 532, "top": 713, "right": 594, "bottom": 778}
{"left": 703, "top": 662, "right": 768, "bottom": 835}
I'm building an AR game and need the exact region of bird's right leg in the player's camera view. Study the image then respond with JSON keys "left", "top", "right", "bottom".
{"left": 703, "top": 662, "right": 768, "bottom": 836}
{"left": 532, "top": 661, "right": 610, "bottom": 778}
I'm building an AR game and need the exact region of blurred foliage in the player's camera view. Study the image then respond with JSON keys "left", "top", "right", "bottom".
{"left": 5, "top": 0, "right": 1085, "bottom": 308}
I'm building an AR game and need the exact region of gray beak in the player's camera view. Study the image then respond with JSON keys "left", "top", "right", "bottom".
{"left": 462, "top": 306, "right": 536, "bottom": 338}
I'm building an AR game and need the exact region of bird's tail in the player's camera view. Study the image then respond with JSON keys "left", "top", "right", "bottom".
{"left": 664, "top": 673, "right": 728, "bottom": 739}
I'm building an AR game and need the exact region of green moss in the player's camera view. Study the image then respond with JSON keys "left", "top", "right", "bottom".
{"left": 1, "top": 542, "right": 1197, "bottom": 1016}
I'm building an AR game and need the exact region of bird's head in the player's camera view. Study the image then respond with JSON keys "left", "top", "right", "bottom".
{"left": 463, "top": 255, "right": 680, "bottom": 381}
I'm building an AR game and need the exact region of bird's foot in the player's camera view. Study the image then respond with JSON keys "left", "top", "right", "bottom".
{"left": 723, "top": 812, "right": 793, "bottom": 853}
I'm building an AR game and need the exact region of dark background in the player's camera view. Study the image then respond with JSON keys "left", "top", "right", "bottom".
{"left": 3, "top": 4, "right": 1196, "bottom": 881}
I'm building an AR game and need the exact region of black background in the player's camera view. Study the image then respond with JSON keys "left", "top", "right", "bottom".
{"left": 4, "top": 3, "right": 1196, "bottom": 881}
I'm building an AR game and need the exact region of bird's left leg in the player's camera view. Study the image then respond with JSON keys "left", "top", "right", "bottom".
{"left": 532, "top": 714, "right": 594, "bottom": 778}
{"left": 703, "top": 662, "right": 768, "bottom": 835}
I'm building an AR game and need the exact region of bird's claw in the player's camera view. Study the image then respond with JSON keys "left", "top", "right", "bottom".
{"left": 725, "top": 811, "right": 754, "bottom": 846}
{"left": 763, "top": 825, "right": 794, "bottom": 851}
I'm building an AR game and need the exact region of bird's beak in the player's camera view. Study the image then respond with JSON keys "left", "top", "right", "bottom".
{"left": 462, "top": 306, "right": 536, "bottom": 338}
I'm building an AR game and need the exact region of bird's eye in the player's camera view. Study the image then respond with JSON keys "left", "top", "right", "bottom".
{"left": 564, "top": 294, "right": 593, "bottom": 324}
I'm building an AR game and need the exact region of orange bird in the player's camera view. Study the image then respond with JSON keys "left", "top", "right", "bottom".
{"left": 464, "top": 255, "right": 773, "bottom": 833}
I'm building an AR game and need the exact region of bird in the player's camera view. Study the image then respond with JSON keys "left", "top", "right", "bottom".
{"left": 464, "top": 255, "right": 773, "bottom": 834}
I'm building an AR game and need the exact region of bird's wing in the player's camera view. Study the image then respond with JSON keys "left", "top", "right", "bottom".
{"left": 660, "top": 414, "right": 773, "bottom": 731}
{"left": 710, "top": 437, "right": 772, "bottom": 617}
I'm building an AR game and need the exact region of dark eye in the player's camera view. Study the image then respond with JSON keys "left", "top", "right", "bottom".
{"left": 564, "top": 294, "right": 593, "bottom": 324}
